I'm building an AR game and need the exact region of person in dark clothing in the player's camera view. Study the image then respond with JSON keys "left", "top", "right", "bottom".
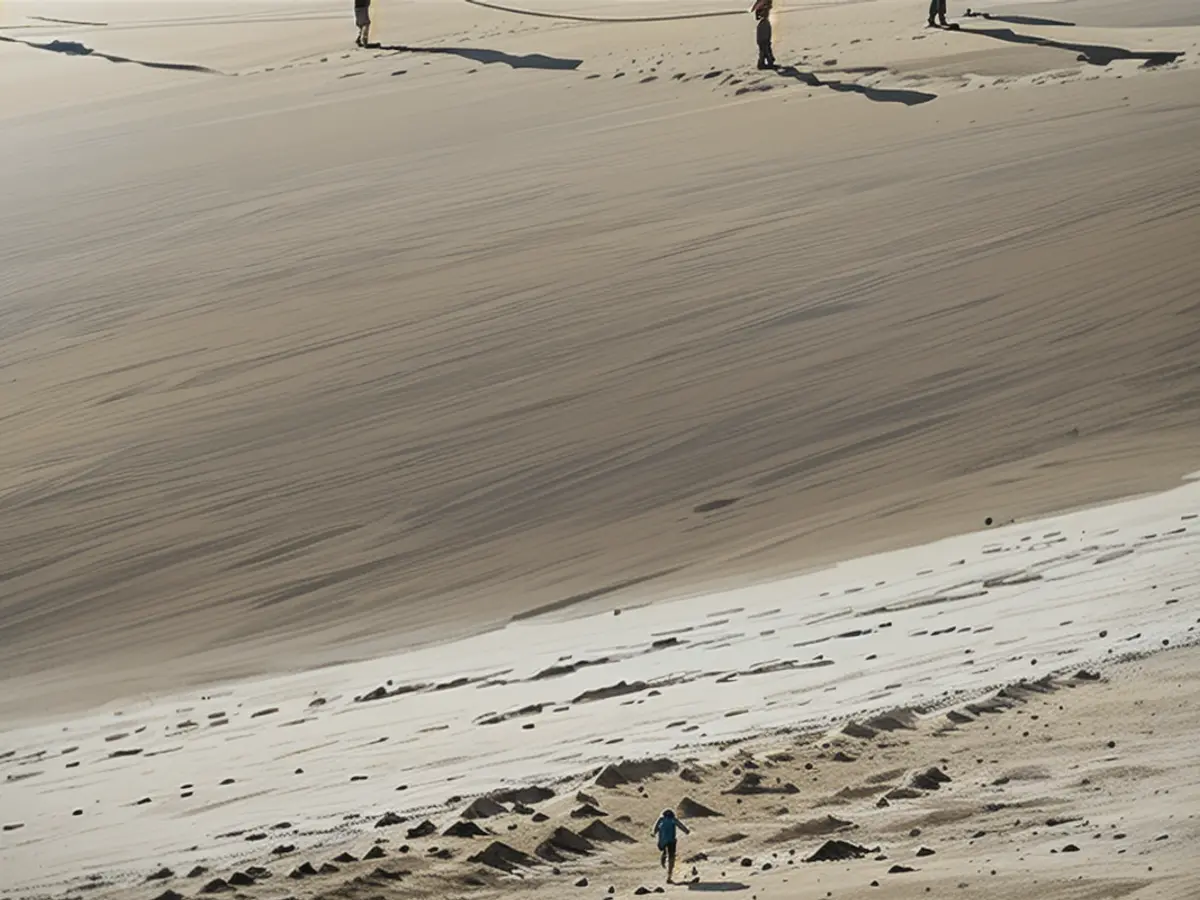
{"left": 653, "top": 809, "right": 691, "bottom": 883}
{"left": 354, "top": 0, "right": 372, "bottom": 47}
{"left": 928, "top": 0, "right": 948, "bottom": 27}
{"left": 750, "top": 0, "right": 776, "bottom": 69}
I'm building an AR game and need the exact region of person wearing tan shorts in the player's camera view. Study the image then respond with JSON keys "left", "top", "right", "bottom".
{"left": 354, "top": 0, "right": 371, "bottom": 47}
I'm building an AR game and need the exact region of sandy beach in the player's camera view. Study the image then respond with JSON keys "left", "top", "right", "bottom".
{"left": 2, "top": 482, "right": 1199, "bottom": 898}
{"left": 2, "top": 0, "right": 1199, "bottom": 896}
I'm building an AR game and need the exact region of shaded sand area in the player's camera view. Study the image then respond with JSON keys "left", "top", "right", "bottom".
{"left": 1, "top": 0, "right": 1200, "bottom": 713}
{"left": 2, "top": 478, "right": 1199, "bottom": 897}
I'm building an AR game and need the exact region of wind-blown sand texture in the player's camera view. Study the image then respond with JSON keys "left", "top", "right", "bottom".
{"left": 2, "top": 0, "right": 1200, "bottom": 895}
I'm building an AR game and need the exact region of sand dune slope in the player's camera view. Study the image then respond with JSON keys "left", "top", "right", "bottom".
{"left": 1, "top": 0, "right": 1199, "bottom": 705}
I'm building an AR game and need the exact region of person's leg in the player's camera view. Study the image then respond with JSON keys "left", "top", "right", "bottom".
{"left": 354, "top": 6, "right": 370, "bottom": 45}
{"left": 666, "top": 841, "right": 677, "bottom": 881}
{"left": 928, "top": 0, "right": 938, "bottom": 25}
{"left": 937, "top": 0, "right": 948, "bottom": 25}
{"left": 660, "top": 844, "right": 668, "bottom": 868}
{"left": 756, "top": 18, "right": 771, "bottom": 67}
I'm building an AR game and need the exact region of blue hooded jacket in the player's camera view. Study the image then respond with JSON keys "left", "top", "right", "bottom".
{"left": 653, "top": 810, "right": 690, "bottom": 847}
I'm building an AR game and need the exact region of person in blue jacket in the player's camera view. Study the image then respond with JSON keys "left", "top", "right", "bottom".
{"left": 653, "top": 809, "right": 691, "bottom": 882}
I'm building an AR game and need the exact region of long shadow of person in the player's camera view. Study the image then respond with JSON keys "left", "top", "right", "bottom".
{"left": 685, "top": 882, "right": 751, "bottom": 893}
{"left": 954, "top": 26, "right": 1182, "bottom": 66}
{"left": 374, "top": 44, "right": 582, "bottom": 70}
{"left": 963, "top": 9, "right": 1077, "bottom": 26}
{"left": 774, "top": 64, "right": 936, "bottom": 106}
{"left": 0, "top": 34, "right": 219, "bottom": 72}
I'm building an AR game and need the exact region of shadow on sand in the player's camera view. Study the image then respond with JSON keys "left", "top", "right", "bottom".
{"left": 0, "top": 34, "right": 220, "bottom": 72}
{"left": 776, "top": 65, "right": 936, "bottom": 105}
{"left": 957, "top": 26, "right": 1183, "bottom": 66}
{"left": 686, "top": 882, "right": 751, "bottom": 893}
{"left": 375, "top": 44, "right": 582, "bottom": 70}
{"left": 964, "top": 10, "right": 1076, "bottom": 27}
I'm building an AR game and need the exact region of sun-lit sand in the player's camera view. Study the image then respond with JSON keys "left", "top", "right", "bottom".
{"left": 3, "top": 481, "right": 1199, "bottom": 897}
{"left": 2, "top": 0, "right": 1199, "bottom": 897}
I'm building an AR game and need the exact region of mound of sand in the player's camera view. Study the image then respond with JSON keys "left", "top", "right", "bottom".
{"left": 574, "top": 681, "right": 649, "bottom": 704}
{"left": 579, "top": 820, "right": 637, "bottom": 844}
{"left": 725, "top": 772, "right": 799, "bottom": 796}
{"left": 863, "top": 708, "right": 920, "bottom": 733}
{"left": 491, "top": 786, "right": 555, "bottom": 806}
{"left": 805, "top": 840, "right": 873, "bottom": 863}
{"left": 467, "top": 842, "right": 540, "bottom": 873}
{"left": 444, "top": 821, "right": 490, "bottom": 839}
{"left": 677, "top": 797, "right": 722, "bottom": 818}
{"left": 909, "top": 767, "right": 952, "bottom": 791}
{"left": 461, "top": 797, "right": 508, "bottom": 820}
{"left": 535, "top": 827, "right": 595, "bottom": 862}
{"left": 596, "top": 758, "right": 679, "bottom": 788}
{"left": 571, "top": 803, "right": 607, "bottom": 819}
{"left": 766, "top": 815, "right": 856, "bottom": 844}
{"left": 840, "top": 721, "right": 881, "bottom": 740}
{"left": 405, "top": 821, "right": 436, "bottom": 840}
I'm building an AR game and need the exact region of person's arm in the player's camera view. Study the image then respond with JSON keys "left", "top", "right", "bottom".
{"left": 653, "top": 818, "right": 662, "bottom": 837}
{"left": 679, "top": 820, "right": 691, "bottom": 834}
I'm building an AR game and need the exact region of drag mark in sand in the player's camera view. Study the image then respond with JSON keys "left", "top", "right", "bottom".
{"left": 28, "top": 15, "right": 110, "bottom": 26}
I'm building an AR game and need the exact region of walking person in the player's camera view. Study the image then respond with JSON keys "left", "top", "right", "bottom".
{"left": 354, "top": 0, "right": 372, "bottom": 47}
{"left": 653, "top": 809, "right": 690, "bottom": 884}
{"left": 751, "top": 0, "right": 776, "bottom": 69}
{"left": 928, "top": 0, "right": 948, "bottom": 27}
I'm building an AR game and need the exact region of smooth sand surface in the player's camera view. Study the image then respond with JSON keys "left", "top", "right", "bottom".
{"left": 1, "top": 0, "right": 1199, "bottom": 893}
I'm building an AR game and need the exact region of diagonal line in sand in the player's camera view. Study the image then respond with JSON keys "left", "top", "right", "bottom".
{"left": 28, "top": 15, "right": 110, "bottom": 27}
